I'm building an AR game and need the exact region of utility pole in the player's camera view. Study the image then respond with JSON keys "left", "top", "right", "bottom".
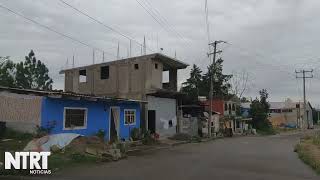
{"left": 295, "top": 69, "right": 313, "bottom": 129}
{"left": 207, "top": 40, "right": 225, "bottom": 137}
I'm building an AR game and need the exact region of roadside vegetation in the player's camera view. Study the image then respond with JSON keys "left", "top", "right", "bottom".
{"left": 295, "top": 133, "right": 320, "bottom": 174}
{"left": 0, "top": 127, "right": 163, "bottom": 176}
{"left": 0, "top": 128, "right": 34, "bottom": 176}
{"left": 250, "top": 89, "right": 275, "bottom": 135}
{"left": 0, "top": 128, "right": 112, "bottom": 176}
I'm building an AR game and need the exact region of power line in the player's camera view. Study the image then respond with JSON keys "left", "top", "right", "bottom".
{"left": 58, "top": 0, "right": 155, "bottom": 53}
{"left": 0, "top": 3, "right": 117, "bottom": 58}
{"left": 135, "top": 0, "right": 192, "bottom": 48}
{"left": 140, "top": 0, "right": 191, "bottom": 44}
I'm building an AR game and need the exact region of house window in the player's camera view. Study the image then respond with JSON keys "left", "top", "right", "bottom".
{"left": 224, "top": 103, "right": 228, "bottom": 111}
{"left": 236, "top": 121, "right": 240, "bottom": 128}
{"left": 168, "top": 120, "right": 173, "bottom": 127}
{"left": 64, "top": 108, "right": 87, "bottom": 129}
{"left": 124, "top": 109, "right": 136, "bottom": 125}
{"left": 79, "top": 69, "right": 87, "bottom": 83}
{"left": 100, "top": 66, "right": 109, "bottom": 79}
{"left": 155, "top": 63, "right": 158, "bottom": 69}
{"left": 134, "top": 64, "right": 139, "bottom": 70}
{"left": 232, "top": 104, "right": 236, "bottom": 111}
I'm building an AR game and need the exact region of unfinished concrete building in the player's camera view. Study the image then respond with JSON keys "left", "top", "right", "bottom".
{"left": 60, "top": 53, "right": 189, "bottom": 137}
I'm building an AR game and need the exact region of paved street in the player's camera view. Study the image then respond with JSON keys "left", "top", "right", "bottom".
{"left": 45, "top": 132, "right": 318, "bottom": 180}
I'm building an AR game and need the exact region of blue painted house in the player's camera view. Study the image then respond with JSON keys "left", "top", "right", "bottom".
{"left": 0, "top": 87, "right": 144, "bottom": 141}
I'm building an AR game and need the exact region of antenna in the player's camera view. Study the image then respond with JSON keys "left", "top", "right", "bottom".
{"left": 129, "top": 40, "right": 132, "bottom": 57}
{"left": 102, "top": 51, "right": 105, "bottom": 62}
{"left": 117, "top": 42, "right": 120, "bottom": 59}
{"left": 72, "top": 54, "right": 75, "bottom": 67}
{"left": 127, "top": 46, "right": 129, "bottom": 58}
{"left": 143, "top": 36, "right": 146, "bottom": 55}
{"left": 92, "top": 49, "right": 95, "bottom": 64}
{"left": 66, "top": 58, "right": 69, "bottom": 69}
{"left": 157, "top": 33, "right": 159, "bottom": 52}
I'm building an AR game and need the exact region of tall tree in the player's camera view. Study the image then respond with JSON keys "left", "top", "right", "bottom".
{"left": 0, "top": 56, "right": 15, "bottom": 87}
{"left": 201, "top": 58, "right": 232, "bottom": 98}
{"left": 250, "top": 89, "right": 271, "bottom": 130}
{"left": 229, "top": 69, "right": 251, "bottom": 98}
{"left": 180, "top": 64, "right": 202, "bottom": 103}
{"left": 15, "top": 50, "right": 53, "bottom": 90}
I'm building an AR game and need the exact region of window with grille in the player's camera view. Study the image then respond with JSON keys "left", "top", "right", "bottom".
{"left": 124, "top": 109, "right": 136, "bottom": 125}
{"left": 64, "top": 108, "right": 87, "bottom": 129}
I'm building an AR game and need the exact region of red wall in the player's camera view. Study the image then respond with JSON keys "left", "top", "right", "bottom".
{"left": 203, "top": 99, "right": 225, "bottom": 114}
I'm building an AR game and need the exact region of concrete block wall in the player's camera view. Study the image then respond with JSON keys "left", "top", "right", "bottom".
{"left": 0, "top": 92, "right": 42, "bottom": 133}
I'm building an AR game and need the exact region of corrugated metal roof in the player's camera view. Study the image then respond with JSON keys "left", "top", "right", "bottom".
{"left": 0, "top": 86, "right": 147, "bottom": 103}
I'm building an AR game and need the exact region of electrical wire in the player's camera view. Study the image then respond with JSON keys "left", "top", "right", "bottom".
{"left": 58, "top": 0, "right": 155, "bottom": 53}
{"left": 134, "top": 0, "right": 193, "bottom": 48}
{"left": 0, "top": 3, "right": 117, "bottom": 58}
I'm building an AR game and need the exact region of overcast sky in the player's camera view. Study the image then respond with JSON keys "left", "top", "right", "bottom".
{"left": 1, "top": 0, "right": 320, "bottom": 106}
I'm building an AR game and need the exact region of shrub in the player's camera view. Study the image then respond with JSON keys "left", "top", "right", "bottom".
{"left": 142, "top": 130, "right": 158, "bottom": 145}
{"left": 130, "top": 128, "right": 142, "bottom": 141}
{"left": 96, "top": 129, "right": 106, "bottom": 140}
{"left": 312, "top": 134, "right": 320, "bottom": 145}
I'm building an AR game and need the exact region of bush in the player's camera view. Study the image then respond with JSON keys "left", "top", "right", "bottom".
{"left": 142, "top": 130, "right": 158, "bottom": 145}
{"left": 96, "top": 129, "right": 106, "bottom": 140}
{"left": 312, "top": 133, "right": 320, "bottom": 145}
{"left": 35, "top": 121, "right": 56, "bottom": 138}
{"left": 130, "top": 128, "right": 142, "bottom": 141}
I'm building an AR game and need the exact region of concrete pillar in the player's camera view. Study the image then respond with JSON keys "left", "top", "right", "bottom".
{"left": 169, "top": 69, "right": 177, "bottom": 91}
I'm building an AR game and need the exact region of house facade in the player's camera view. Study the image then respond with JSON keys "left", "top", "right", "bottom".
{"left": 0, "top": 87, "right": 143, "bottom": 140}
{"left": 241, "top": 99, "right": 314, "bottom": 129}
{"left": 203, "top": 99, "right": 251, "bottom": 134}
{"left": 60, "top": 53, "right": 188, "bottom": 138}
{"left": 268, "top": 100, "right": 313, "bottom": 129}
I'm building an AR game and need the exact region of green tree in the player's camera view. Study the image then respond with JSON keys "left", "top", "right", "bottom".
{"left": 15, "top": 50, "right": 53, "bottom": 90}
{"left": 180, "top": 64, "right": 203, "bottom": 103}
{"left": 0, "top": 56, "right": 15, "bottom": 87}
{"left": 250, "top": 89, "right": 272, "bottom": 130}
{"left": 201, "top": 58, "right": 232, "bottom": 98}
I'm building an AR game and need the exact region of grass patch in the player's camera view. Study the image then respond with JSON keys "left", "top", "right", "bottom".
{"left": 0, "top": 129, "right": 100, "bottom": 176}
{"left": 295, "top": 135, "right": 320, "bottom": 174}
{"left": 274, "top": 127, "right": 298, "bottom": 134}
{"left": 0, "top": 128, "right": 34, "bottom": 176}
{"left": 257, "top": 127, "right": 276, "bottom": 135}
{"left": 0, "top": 129, "right": 34, "bottom": 163}
{"left": 48, "top": 147, "right": 100, "bottom": 173}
